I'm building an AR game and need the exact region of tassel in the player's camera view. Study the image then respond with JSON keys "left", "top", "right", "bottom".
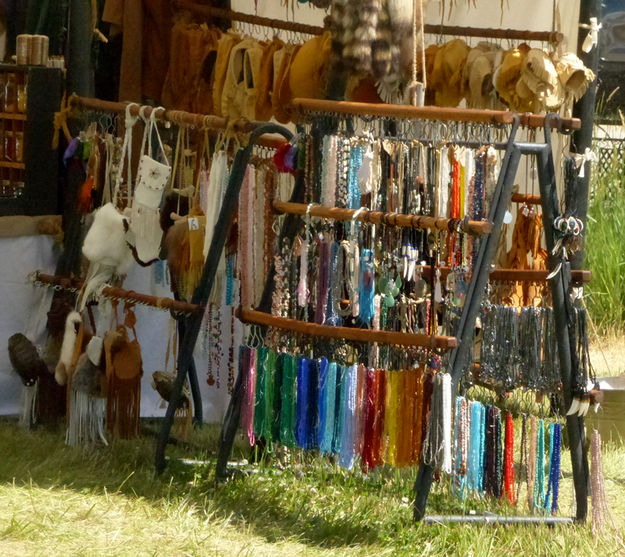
{"left": 240, "top": 346, "right": 256, "bottom": 445}
{"left": 270, "top": 350, "right": 282, "bottom": 443}
{"left": 467, "top": 401, "right": 485, "bottom": 492}
{"left": 545, "top": 423, "right": 562, "bottom": 514}
{"left": 295, "top": 357, "right": 310, "bottom": 448}
{"left": 253, "top": 347, "right": 268, "bottom": 441}
{"left": 19, "top": 382, "right": 38, "bottom": 429}
{"left": 372, "top": 369, "right": 386, "bottom": 467}
{"left": 307, "top": 359, "right": 321, "bottom": 450}
{"left": 533, "top": 419, "right": 546, "bottom": 512}
{"left": 317, "top": 358, "right": 329, "bottom": 449}
{"left": 361, "top": 368, "right": 378, "bottom": 471}
{"left": 385, "top": 369, "right": 399, "bottom": 466}
{"left": 503, "top": 412, "right": 516, "bottom": 504}
{"left": 333, "top": 365, "right": 347, "bottom": 454}
{"left": 261, "top": 349, "right": 276, "bottom": 443}
{"left": 527, "top": 415, "right": 538, "bottom": 511}
{"left": 279, "top": 353, "right": 297, "bottom": 448}
{"left": 354, "top": 364, "right": 367, "bottom": 457}
{"left": 590, "top": 429, "right": 614, "bottom": 537}
{"left": 339, "top": 364, "right": 358, "bottom": 469}
{"left": 319, "top": 361, "right": 338, "bottom": 454}
{"left": 411, "top": 366, "right": 425, "bottom": 464}
{"left": 66, "top": 390, "right": 108, "bottom": 447}
{"left": 441, "top": 373, "right": 452, "bottom": 474}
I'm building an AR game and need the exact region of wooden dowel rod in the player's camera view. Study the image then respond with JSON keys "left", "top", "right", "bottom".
{"left": 175, "top": 1, "right": 326, "bottom": 35}
{"left": 291, "top": 98, "right": 581, "bottom": 130}
{"left": 175, "top": 1, "right": 562, "bottom": 44}
{"left": 273, "top": 200, "right": 492, "bottom": 235}
{"left": 69, "top": 95, "right": 257, "bottom": 133}
{"left": 423, "top": 24, "right": 562, "bottom": 44}
{"left": 33, "top": 272, "right": 203, "bottom": 315}
{"left": 237, "top": 308, "right": 458, "bottom": 349}
{"left": 292, "top": 98, "right": 515, "bottom": 124}
{"left": 511, "top": 192, "right": 542, "bottom": 205}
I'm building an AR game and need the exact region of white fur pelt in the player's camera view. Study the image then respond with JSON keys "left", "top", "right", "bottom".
{"left": 82, "top": 202, "right": 133, "bottom": 275}
{"left": 55, "top": 311, "right": 81, "bottom": 386}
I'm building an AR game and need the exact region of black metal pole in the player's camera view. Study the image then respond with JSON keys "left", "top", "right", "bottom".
{"left": 414, "top": 121, "right": 522, "bottom": 521}
{"left": 536, "top": 121, "right": 588, "bottom": 522}
{"left": 67, "top": 0, "right": 93, "bottom": 96}
{"left": 216, "top": 163, "right": 307, "bottom": 480}
{"left": 155, "top": 124, "right": 293, "bottom": 475}
{"left": 570, "top": 0, "right": 601, "bottom": 270}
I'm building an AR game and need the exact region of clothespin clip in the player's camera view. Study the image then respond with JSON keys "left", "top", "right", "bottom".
{"left": 579, "top": 17, "right": 601, "bottom": 53}
{"left": 52, "top": 93, "right": 73, "bottom": 149}
{"left": 572, "top": 147, "right": 598, "bottom": 178}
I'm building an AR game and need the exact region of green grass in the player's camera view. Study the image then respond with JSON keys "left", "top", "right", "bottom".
{"left": 585, "top": 144, "right": 625, "bottom": 336}
{"left": 0, "top": 420, "right": 623, "bottom": 556}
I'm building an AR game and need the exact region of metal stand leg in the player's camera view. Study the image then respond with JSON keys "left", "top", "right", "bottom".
{"left": 155, "top": 124, "right": 293, "bottom": 475}
{"left": 215, "top": 163, "right": 307, "bottom": 480}
{"left": 535, "top": 121, "right": 588, "bottom": 522}
{"left": 413, "top": 120, "right": 522, "bottom": 520}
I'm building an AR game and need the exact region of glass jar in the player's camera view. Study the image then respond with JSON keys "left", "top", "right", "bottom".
{"left": 14, "top": 131, "right": 24, "bottom": 162}
{"left": 4, "top": 131, "right": 14, "bottom": 160}
{"left": 17, "top": 82, "right": 27, "bottom": 113}
{"left": 4, "top": 74, "right": 17, "bottom": 113}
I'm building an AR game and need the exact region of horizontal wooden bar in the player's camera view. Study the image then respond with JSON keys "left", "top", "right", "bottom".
{"left": 273, "top": 201, "right": 492, "bottom": 235}
{"left": 511, "top": 192, "right": 542, "bottom": 205}
{"left": 0, "top": 161, "right": 26, "bottom": 169}
{"left": 292, "top": 98, "right": 515, "bottom": 125}
{"left": 0, "top": 112, "right": 27, "bottom": 120}
{"left": 69, "top": 95, "right": 259, "bottom": 133}
{"left": 291, "top": 98, "right": 581, "bottom": 131}
{"left": 174, "top": 3, "right": 562, "bottom": 45}
{"left": 32, "top": 272, "right": 203, "bottom": 315}
{"left": 423, "top": 25, "right": 563, "bottom": 44}
{"left": 175, "top": 1, "right": 325, "bottom": 35}
{"left": 237, "top": 308, "right": 458, "bottom": 349}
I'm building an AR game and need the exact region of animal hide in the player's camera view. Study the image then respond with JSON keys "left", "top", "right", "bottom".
{"left": 82, "top": 203, "right": 133, "bottom": 275}
{"left": 55, "top": 312, "right": 82, "bottom": 386}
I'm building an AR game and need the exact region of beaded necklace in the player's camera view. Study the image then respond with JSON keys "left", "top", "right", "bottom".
{"left": 319, "top": 361, "right": 338, "bottom": 454}
{"left": 533, "top": 418, "right": 546, "bottom": 511}
{"left": 528, "top": 415, "right": 537, "bottom": 511}
{"left": 279, "top": 353, "right": 297, "bottom": 448}
{"left": 453, "top": 396, "right": 468, "bottom": 498}
{"left": 544, "top": 422, "right": 562, "bottom": 514}
{"left": 503, "top": 411, "right": 516, "bottom": 504}
{"left": 468, "top": 400, "right": 485, "bottom": 492}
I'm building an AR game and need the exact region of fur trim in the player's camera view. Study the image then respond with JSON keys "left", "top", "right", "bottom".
{"left": 82, "top": 203, "right": 133, "bottom": 274}
{"left": 55, "top": 311, "right": 81, "bottom": 386}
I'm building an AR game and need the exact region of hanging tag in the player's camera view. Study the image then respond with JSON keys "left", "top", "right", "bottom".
{"left": 434, "top": 268, "right": 443, "bottom": 303}
{"left": 188, "top": 217, "right": 199, "bottom": 231}
{"left": 503, "top": 210, "right": 513, "bottom": 225}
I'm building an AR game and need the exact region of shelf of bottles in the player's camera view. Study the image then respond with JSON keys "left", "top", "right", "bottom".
{"left": 0, "top": 70, "right": 27, "bottom": 198}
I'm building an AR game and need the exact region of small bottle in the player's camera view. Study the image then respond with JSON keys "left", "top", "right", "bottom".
{"left": 17, "top": 76, "right": 27, "bottom": 113}
{"left": 4, "top": 74, "right": 17, "bottom": 113}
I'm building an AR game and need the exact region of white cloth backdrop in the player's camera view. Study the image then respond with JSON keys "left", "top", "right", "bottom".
{"left": 0, "top": 236, "right": 233, "bottom": 422}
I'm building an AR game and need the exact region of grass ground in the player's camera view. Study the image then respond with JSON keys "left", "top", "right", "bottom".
{"left": 0, "top": 419, "right": 623, "bottom": 556}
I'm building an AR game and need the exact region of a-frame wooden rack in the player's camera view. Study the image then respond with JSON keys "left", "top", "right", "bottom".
{"left": 153, "top": 99, "right": 588, "bottom": 524}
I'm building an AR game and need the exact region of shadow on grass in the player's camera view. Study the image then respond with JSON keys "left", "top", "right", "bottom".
{"left": 0, "top": 419, "right": 495, "bottom": 551}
